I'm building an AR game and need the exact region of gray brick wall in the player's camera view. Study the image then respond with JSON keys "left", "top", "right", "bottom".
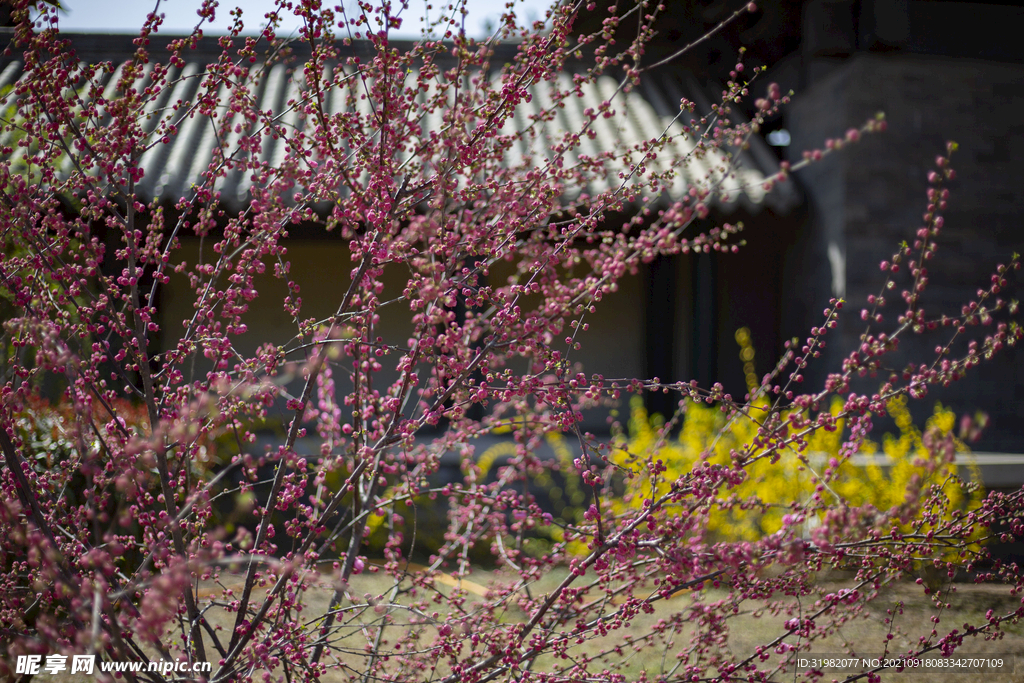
{"left": 786, "top": 53, "right": 1024, "bottom": 451}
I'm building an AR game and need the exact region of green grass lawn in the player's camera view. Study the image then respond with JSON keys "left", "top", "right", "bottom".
{"left": 39, "top": 564, "right": 1023, "bottom": 682}
{"left": 170, "top": 564, "right": 1024, "bottom": 683}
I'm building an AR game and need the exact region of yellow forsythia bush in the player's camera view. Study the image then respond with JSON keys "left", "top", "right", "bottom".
{"left": 604, "top": 393, "right": 982, "bottom": 542}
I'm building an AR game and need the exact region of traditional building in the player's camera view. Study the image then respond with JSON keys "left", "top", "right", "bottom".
{"left": 2, "top": 0, "right": 1021, "bottom": 460}
{"left": 0, "top": 29, "right": 799, "bottom": 430}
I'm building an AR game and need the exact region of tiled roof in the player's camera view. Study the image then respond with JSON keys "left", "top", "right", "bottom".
{"left": 0, "top": 34, "right": 797, "bottom": 214}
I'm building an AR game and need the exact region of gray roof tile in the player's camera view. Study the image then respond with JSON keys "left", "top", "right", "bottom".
{"left": 0, "top": 35, "right": 798, "bottom": 214}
